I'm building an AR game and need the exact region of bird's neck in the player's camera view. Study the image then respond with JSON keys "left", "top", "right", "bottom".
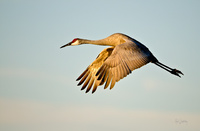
{"left": 80, "top": 38, "right": 114, "bottom": 46}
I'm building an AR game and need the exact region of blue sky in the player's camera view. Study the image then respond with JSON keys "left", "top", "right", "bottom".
{"left": 0, "top": 0, "right": 200, "bottom": 131}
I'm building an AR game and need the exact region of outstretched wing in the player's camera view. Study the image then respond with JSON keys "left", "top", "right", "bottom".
{"left": 77, "top": 42, "right": 152, "bottom": 93}
{"left": 96, "top": 42, "right": 152, "bottom": 91}
{"left": 76, "top": 47, "right": 114, "bottom": 93}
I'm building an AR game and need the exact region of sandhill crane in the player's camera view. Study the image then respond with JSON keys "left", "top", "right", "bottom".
{"left": 60, "top": 33, "right": 183, "bottom": 93}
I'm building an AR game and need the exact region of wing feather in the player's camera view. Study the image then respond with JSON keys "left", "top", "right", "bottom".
{"left": 82, "top": 73, "right": 92, "bottom": 90}
{"left": 77, "top": 70, "right": 90, "bottom": 86}
{"left": 118, "top": 64, "right": 124, "bottom": 80}
{"left": 110, "top": 69, "right": 116, "bottom": 89}
{"left": 92, "top": 81, "right": 98, "bottom": 93}
{"left": 104, "top": 69, "right": 112, "bottom": 89}
{"left": 115, "top": 66, "right": 120, "bottom": 82}
{"left": 76, "top": 68, "right": 88, "bottom": 81}
{"left": 86, "top": 77, "right": 94, "bottom": 91}
{"left": 100, "top": 68, "right": 109, "bottom": 85}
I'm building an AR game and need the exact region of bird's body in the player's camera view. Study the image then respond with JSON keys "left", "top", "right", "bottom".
{"left": 61, "top": 33, "right": 183, "bottom": 93}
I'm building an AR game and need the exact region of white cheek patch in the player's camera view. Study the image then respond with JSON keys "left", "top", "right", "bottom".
{"left": 71, "top": 40, "right": 79, "bottom": 46}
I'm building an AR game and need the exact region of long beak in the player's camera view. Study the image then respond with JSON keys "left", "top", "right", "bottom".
{"left": 60, "top": 42, "right": 72, "bottom": 48}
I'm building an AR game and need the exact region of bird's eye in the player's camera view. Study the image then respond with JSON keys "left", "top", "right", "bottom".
{"left": 72, "top": 38, "right": 78, "bottom": 43}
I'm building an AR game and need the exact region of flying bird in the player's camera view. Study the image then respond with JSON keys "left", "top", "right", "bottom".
{"left": 60, "top": 33, "right": 183, "bottom": 93}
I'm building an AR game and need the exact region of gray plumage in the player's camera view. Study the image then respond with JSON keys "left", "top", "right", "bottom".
{"left": 61, "top": 33, "right": 183, "bottom": 93}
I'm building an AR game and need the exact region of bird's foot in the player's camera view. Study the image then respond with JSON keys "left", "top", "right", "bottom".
{"left": 171, "top": 69, "right": 184, "bottom": 77}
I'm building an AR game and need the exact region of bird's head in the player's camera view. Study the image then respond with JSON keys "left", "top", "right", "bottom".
{"left": 60, "top": 38, "right": 81, "bottom": 48}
